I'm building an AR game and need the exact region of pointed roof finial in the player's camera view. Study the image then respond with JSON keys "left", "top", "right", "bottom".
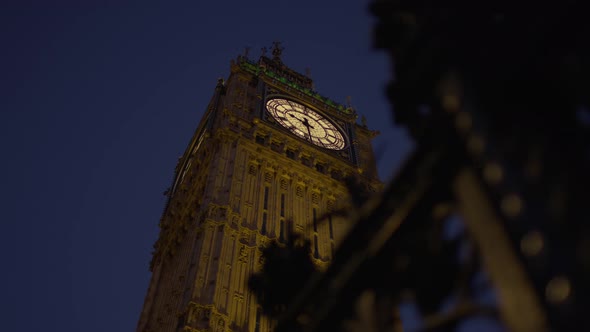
{"left": 271, "top": 41, "right": 284, "bottom": 61}
{"left": 361, "top": 115, "right": 368, "bottom": 127}
{"left": 305, "top": 67, "right": 311, "bottom": 78}
{"left": 261, "top": 46, "right": 268, "bottom": 57}
{"left": 346, "top": 96, "right": 353, "bottom": 108}
{"left": 346, "top": 95, "right": 355, "bottom": 113}
{"left": 244, "top": 46, "right": 250, "bottom": 58}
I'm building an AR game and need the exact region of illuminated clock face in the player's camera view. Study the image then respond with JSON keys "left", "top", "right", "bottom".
{"left": 266, "top": 98, "right": 347, "bottom": 150}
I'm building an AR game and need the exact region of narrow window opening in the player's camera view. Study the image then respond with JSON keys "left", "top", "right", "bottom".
{"left": 271, "top": 141, "right": 281, "bottom": 152}
{"left": 301, "top": 157, "right": 311, "bottom": 167}
{"left": 261, "top": 212, "right": 267, "bottom": 235}
{"left": 263, "top": 187, "right": 269, "bottom": 210}
{"left": 328, "top": 215, "right": 334, "bottom": 240}
{"left": 313, "top": 234, "right": 319, "bottom": 258}
{"left": 286, "top": 149, "right": 296, "bottom": 159}
{"left": 279, "top": 220, "right": 285, "bottom": 243}
{"left": 315, "top": 163, "right": 325, "bottom": 173}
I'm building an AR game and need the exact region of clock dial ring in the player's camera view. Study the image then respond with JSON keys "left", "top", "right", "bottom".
{"left": 265, "top": 98, "right": 347, "bottom": 150}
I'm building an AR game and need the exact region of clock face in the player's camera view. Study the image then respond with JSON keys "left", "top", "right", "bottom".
{"left": 265, "top": 98, "right": 347, "bottom": 150}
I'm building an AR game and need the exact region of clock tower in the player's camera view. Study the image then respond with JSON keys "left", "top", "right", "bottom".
{"left": 137, "top": 44, "right": 381, "bottom": 332}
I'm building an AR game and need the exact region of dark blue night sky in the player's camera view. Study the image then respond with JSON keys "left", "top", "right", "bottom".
{"left": 1, "top": 2, "right": 414, "bottom": 331}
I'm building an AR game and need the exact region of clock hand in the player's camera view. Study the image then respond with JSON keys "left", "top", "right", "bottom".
{"left": 288, "top": 114, "right": 316, "bottom": 142}
{"left": 289, "top": 114, "right": 315, "bottom": 129}
{"left": 300, "top": 117, "right": 314, "bottom": 141}
{"left": 289, "top": 113, "right": 303, "bottom": 122}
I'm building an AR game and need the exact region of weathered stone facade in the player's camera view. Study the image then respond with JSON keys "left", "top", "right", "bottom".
{"left": 137, "top": 52, "right": 380, "bottom": 332}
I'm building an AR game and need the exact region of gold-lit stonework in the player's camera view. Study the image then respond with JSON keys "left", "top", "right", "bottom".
{"left": 137, "top": 49, "right": 380, "bottom": 332}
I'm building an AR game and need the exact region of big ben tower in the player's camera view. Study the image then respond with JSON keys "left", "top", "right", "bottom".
{"left": 137, "top": 43, "right": 381, "bottom": 332}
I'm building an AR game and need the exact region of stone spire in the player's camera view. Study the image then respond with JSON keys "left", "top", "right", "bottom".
{"left": 271, "top": 41, "right": 284, "bottom": 62}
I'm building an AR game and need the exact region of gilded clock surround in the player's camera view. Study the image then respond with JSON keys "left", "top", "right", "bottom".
{"left": 265, "top": 97, "right": 347, "bottom": 150}
{"left": 137, "top": 47, "right": 381, "bottom": 332}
